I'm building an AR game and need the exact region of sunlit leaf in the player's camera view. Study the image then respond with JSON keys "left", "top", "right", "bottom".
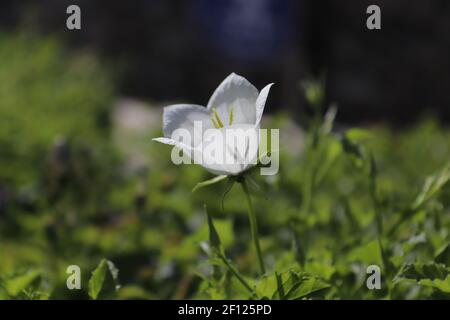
{"left": 2, "top": 270, "right": 41, "bottom": 297}
{"left": 412, "top": 162, "right": 450, "bottom": 210}
{"left": 347, "top": 240, "right": 383, "bottom": 266}
{"left": 420, "top": 276, "right": 450, "bottom": 293}
{"left": 88, "top": 259, "right": 120, "bottom": 300}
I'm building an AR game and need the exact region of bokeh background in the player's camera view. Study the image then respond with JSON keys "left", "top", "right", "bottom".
{"left": 3, "top": 0, "right": 450, "bottom": 122}
{"left": 1, "top": 0, "right": 450, "bottom": 299}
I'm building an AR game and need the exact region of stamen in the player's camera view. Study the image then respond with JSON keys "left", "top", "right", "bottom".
{"left": 228, "top": 106, "right": 234, "bottom": 125}
{"left": 212, "top": 108, "right": 224, "bottom": 128}
{"left": 211, "top": 117, "right": 220, "bottom": 129}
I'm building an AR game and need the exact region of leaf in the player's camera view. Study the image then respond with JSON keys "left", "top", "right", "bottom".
{"left": 420, "top": 276, "right": 450, "bottom": 293}
{"left": 255, "top": 273, "right": 280, "bottom": 299}
{"left": 396, "top": 263, "right": 449, "bottom": 281}
{"left": 320, "top": 104, "right": 338, "bottom": 135}
{"left": 345, "top": 128, "right": 372, "bottom": 142}
{"left": 346, "top": 240, "right": 383, "bottom": 266}
{"left": 340, "top": 133, "right": 365, "bottom": 168}
{"left": 174, "top": 215, "right": 234, "bottom": 261}
{"left": 106, "top": 260, "right": 121, "bottom": 291}
{"left": 283, "top": 271, "right": 330, "bottom": 300}
{"left": 303, "top": 261, "right": 336, "bottom": 281}
{"left": 255, "top": 271, "right": 329, "bottom": 300}
{"left": 205, "top": 205, "right": 221, "bottom": 251}
{"left": 285, "top": 276, "right": 329, "bottom": 300}
{"left": 88, "top": 260, "right": 108, "bottom": 300}
{"left": 314, "top": 139, "right": 342, "bottom": 185}
{"left": 411, "top": 162, "right": 450, "bottom": 210}
{"left": 2, "top": 269, "right": 41, "bottom": 297}
{"left": 192, "top": 175, "right": 227, "bottom": 192}
{"left": 395, "top": 263, "right": 450, "bottom": 294}
{"left": 389, "top": 163, "right": 450, "bottom": 235}
{"left": 435, "top": 243, "right": 450, "bottom": 265}
{"left": 88, "top": 259, "right": 120, "bottom": 300}
{"left": 116, "top": 285, "right": 154, "bottom": 299}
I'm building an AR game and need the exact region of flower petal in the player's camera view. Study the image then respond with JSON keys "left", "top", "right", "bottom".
{"left": 163, "top": 104, "right": 211, "bottom": 147}
{"left": 255, "top": 83, "right": 274, "bottom": 125}
{"left": 198, "top": 123, "right": 259, "bottom": 176}
{"left": 207, "top": 73, "right": 259, "bottom": 125}
{"left": 152, "top": 137, "right": 193, "bottom": 152}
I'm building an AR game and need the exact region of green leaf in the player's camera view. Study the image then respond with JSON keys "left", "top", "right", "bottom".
{"left": 396, "top": 263, "right": 449, "bottom": 281}
{"left": 205, "top": 205, "right": 221, "bottom": 251}
{"left": 411, "top": 162, "right": 450, "bottom": 210}
{"left": 88, "top": 259, "right": 120, "bottom": 300}
{"left": 2, "top": 269, "right": 41, "bottom": 297}
{"left": 435, "top": 243, "right": 450, "bottom": 265}
{"left": 116, "top": 285, "right": 154, "bottom": 299}
{"left": 346, "top": 240, "right": 383, "bottom": 266}
{"left": 345, "top": 128, "right": 372, "bottom": 142}
{"left": 420, "top": 276, "right": 450, "bottom": 293}
{"left": 255, "top": 273, "right": 278, "bottom": 299}
{"left": 106, "top": 260, "right": 121, "bottom": 291}
{"left": 175, "top": 217, "right": 234, "bottom": 261}
{"left": 89, "top": 260, "right": 108, "bottom": 300}
{"left": 284, "top": 272, "right": 330, "bottom": 300}
{"left": 395, "top": 263, "right": 450, "bottom": 294}
{"left": 390, "top": 163, "right": 450, "bottom": 235}
{"left": 192, "top": 175, "right": 228, "bottom": 192}
{"left": 340, "top": 133, "right": 366, "bottom": 168}
{"left": 314, "top": 139, "right": 342, "bottom": 185}
{"left": 320, "top": 105, "right": 338, "bottom": 135}
{"left": 255, "top": 270, "right": 329, "bottom": 300}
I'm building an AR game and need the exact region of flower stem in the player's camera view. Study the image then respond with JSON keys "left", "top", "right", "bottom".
{"left": 240, "top": 178, "right": 266, "bottom": 275}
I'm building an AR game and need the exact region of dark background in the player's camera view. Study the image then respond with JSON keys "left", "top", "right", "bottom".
{"left": 1, "top": 0, "right": 449, "bottom": 123}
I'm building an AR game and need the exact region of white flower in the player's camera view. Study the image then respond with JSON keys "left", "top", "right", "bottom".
{"left": 153, "top": 73, "right": 273, "bottom": 176}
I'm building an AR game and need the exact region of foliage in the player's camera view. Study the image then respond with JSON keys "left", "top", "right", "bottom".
{"left": 1, "top": 34, "right": 450, "bottom": 300}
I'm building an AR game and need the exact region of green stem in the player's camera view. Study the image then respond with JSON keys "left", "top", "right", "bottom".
{"left": 218, "top": 253, "right": 253, "bottom": 294}
{"left": 240, "top": 179, "right": 266, "bottom": 275}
